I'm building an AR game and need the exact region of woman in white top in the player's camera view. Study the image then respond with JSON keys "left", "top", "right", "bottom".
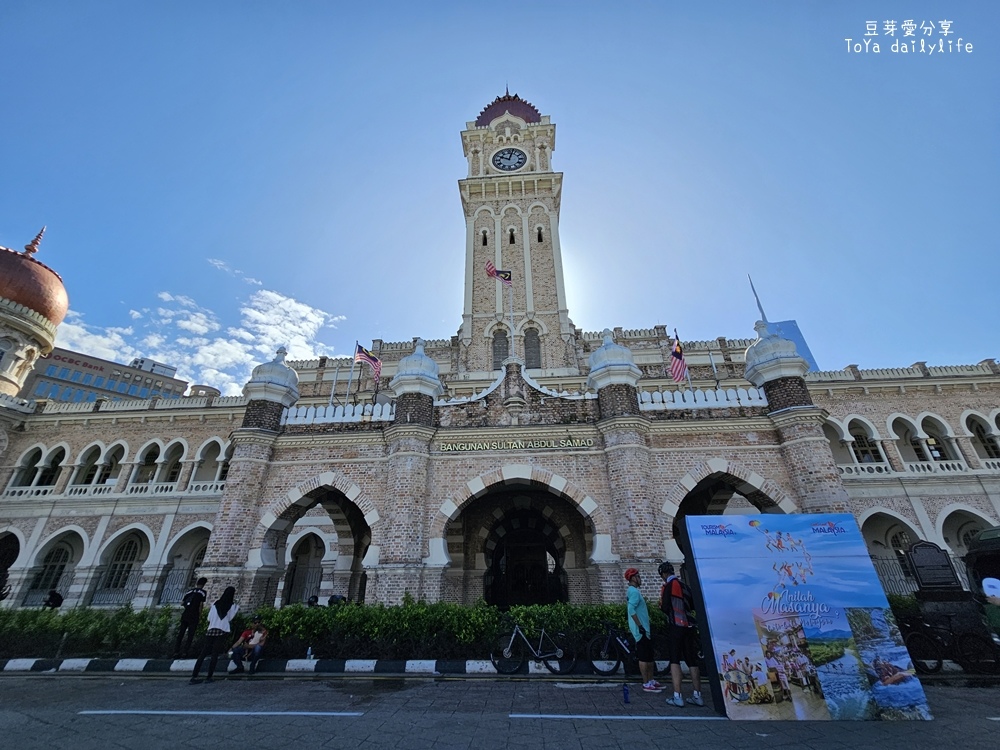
{"left": 190, "top": 586, "right": 239, "bottom": 684}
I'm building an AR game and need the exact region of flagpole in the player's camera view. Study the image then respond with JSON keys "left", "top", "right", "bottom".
{"left": 344, "top": 343, "right": 357, "bottom": 410}
{"left": 508, "top": 283, "right": 515, "bottom": 358}
{"left": 708, "top": 349, "right": 720, "bottom": 389}
{"left": 327, "top": 361, "right": 342, "bottom": 407}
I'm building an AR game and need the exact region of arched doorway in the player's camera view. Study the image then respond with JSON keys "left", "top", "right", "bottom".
{"left": 671, "top": 472, "right": 784, "bottom": 562}
{"left": 264, "top": 487, "right": 371, "bottom": 606}
{"left": 0, "top": 533, "right": 19, "bottom": 602}
{"left": 447, "top": 483, "right": 592, "bottom": 607}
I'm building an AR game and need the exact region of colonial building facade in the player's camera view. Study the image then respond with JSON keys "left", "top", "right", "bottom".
{"left": 2, "top": 93, "right": 999, "bottom": 610}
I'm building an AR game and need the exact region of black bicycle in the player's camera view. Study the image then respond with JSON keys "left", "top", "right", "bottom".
{"left": 491, "top": 620, "right": 577, "bottom": 675}
{"left": 586, "top": 620, "right": 635, "bottom": 676}
{"left": 903, "top": 612, "right": 1000, "bottom": 675}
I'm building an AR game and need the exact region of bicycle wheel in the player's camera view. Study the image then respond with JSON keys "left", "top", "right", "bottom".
{"left": 905, "top": 631, "right": 943, "bottom": 674}
{"left": 491, "top": 633, "right": 525, "bottom": 674}
{"left": 542, "top": 635, "right": 577, "bottom": 675}
{"left": 587, "top": 634, "right": 622, "bottom": 676}
{"left": 956, "top": 632, "right": 1000, "bottom": 675}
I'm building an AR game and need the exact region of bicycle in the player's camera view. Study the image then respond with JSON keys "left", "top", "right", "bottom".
{"left": 903, "top": 612, "right": 1000, "bottom": 675}
{"left": 586, "top": 620, "right": 635, "bottom": 676}
{"left": 491, "top": 620, "right": 577, "bottom": 675}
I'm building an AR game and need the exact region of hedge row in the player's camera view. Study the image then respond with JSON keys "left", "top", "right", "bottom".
{"left": 0, "top": 595, "right": 922, "bottom": 661}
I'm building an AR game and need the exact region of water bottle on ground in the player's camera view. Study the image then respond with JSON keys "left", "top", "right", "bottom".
{"left": 623, "top": 683, "right": 630, "bottom": 704}
{"left": 306, "top": 646, "right": 313, "bottom": 660}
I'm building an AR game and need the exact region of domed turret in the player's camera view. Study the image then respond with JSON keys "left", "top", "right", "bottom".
{"left": 744, "top": 321, "right": 809, "bottom": 386}
{"left": 475, "top": 90, "right": 542, "bottom": 127}
{"left": 0, "top": 230, "right": 69, "bottom": 396}
{"left": 587, "top": 329, "right": 642, "bottom": 391}
{"left": 390, "top": 339, "right": 443, "bottom": 398}
{"left": 242, "top": 347, "right": 300, "bottom": 407}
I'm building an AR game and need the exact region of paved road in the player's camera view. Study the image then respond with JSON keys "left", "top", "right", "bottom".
{"left": 0, "top": 675, "right": 996, "bottom": 749}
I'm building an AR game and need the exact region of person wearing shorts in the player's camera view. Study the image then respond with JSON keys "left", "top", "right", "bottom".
{"left": 659, "top": 562, "right": 704, "bottom": 707}
{"left": 625, "top": 568, "right": 663, "bottom": 693}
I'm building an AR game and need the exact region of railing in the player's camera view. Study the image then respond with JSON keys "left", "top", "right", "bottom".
{"left": 1, "top": 485, "right": 56, "bottom": 498}
{"left": 187, "top": 481, "right": 226, "bottom": 495}
{"left": 869, "top": 553, "right": 970, "bottom": 596}
{"left": 282, "top": 402, "right": 394, "bottom": 426}
{"left": 904, "top": 460, "right": 968, "bottom": 474}
{"left": 21, "top": 569, "right": 74, "bottom": 607}
{"left": 981, "top": 458, "right": 1000, "bottom": 471}
{"left": 65, "top": 483, "right": 118, "bottom": 497}
{"left": 126, "top": 481, "right": 179, "bottom": 496}
{"left": 89, "top": 568, "right": 144, "bottom": 606}
{"left": 838, "top": 462, "right": 893, "bottom": 476}
{"left": 158, "top": 567, "right": 198, "bottom": 604}
{"left": 638, "top": 387, "right": 767, "bottom": 410}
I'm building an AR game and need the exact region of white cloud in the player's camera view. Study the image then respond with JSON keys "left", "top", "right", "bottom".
{"left": 129, "top": 309, "right": 143, "bottom": 320}
{"left": 243, "top": 276, "right": 263, "bottom": 286}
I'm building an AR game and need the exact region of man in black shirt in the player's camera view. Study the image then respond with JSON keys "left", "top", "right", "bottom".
{"left": 174, "top": 577, "right": 208, "bottom": 658}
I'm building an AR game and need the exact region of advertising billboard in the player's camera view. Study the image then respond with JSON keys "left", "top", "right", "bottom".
{"left": 687, "top": 514, "right": 931, "bottom": 721}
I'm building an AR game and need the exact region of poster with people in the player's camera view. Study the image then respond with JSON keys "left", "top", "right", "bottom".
{"left": 687, "top": 514, "right": 931, "bottom": 721}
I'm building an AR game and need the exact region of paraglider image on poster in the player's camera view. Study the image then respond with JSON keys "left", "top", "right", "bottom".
{"left": 687, "top": 514, "right": 931, "bottom": 721}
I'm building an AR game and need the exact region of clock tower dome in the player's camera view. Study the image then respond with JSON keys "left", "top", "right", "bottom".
{"left": 457, "top": 92, "right": 578, "bottom": 377}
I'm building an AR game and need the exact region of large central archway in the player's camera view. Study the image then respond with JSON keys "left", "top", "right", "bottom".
{"left": 445, "top": 482, "right": 596, "bottom": 607}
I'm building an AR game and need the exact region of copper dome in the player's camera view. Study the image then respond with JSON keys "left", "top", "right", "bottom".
{"left": 475, "top": 92, "right": 542, "bottom": 127}
{"left": 0, "top": 246, "right": 69, "bottom": 326}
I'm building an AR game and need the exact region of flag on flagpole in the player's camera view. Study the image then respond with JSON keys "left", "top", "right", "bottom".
{"left": 485, "top": 259, "right": 512, "bottom": 288}
{"left": 354, "top": 344, "right": 382, "bottom": 386}
{"left": 669, "top": 336, "right": 688, "bottom": 384}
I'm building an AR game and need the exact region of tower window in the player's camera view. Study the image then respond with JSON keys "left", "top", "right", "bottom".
{"left": 492, "top": 331, "right": 510, "bottom": 370}
{"left": 481, "top": 230, "right": 488, "bottom": 247}
{"left": 524, "top": 329, "right": 541, "bottom": 369}
{"left": 509, "top": 229, "right": 515, "bottom": 245}
{"left": 537, "top": 227, "right": 543, "bottom": 243}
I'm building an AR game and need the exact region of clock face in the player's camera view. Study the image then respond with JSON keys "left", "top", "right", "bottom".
{"left": 492, "top": 147, "right": 527, "bottom": 171}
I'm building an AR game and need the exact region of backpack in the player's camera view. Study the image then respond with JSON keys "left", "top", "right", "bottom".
{"left": 662, "top": 577, "right": 696, "bottom": 626}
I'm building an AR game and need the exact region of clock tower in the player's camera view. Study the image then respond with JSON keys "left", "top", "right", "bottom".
{"left": 457, "top": 92, "right": 578, "bottom": 377}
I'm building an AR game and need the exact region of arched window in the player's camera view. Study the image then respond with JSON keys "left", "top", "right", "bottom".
{"left": 187, "top": 545, "right": 207, "bottom": 588}
{"left": 11, "top": 448, "right": 42, "bottom": 487}
{"left": 524, "top": 329, "right": 541, "bottom": 369}
{"left": 36, "top": 448, "right": 66, "bottom": 487}
{"left": 97, "top": 445, "right": 126, "bottom": 486}
{"left": 509, "top": 229, "right": 515, "bottom": 245}
{"left": 133, "top": 446, "right": 160, "bottom": 484}
{"left": 481, "top": 230, "right": 488, "bottom": 247}
{"left": 0, "top": 339, "right": 11, "bottom": 370}
{"left": 849, "top": 429, "right": 883, "bottom": 464}
{"left": 106, "top": 537, "right": 140, "bottom": 589}
{"left": 492, "top": 330, "right": 510, "bottom": 370}
{"left": 536, "top": 227, "right": 543, "bottom": 243}
{"left": 969, "top": 419, "right": 1000, "bottom": 459}
{"left": 32, "top": 544, "right": 71, "bottom": 592}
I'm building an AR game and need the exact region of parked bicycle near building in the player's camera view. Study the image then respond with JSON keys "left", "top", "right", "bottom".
{"left": 491, "top": 618, "right": 576, "bottom": 675}
{"left": 586, "top": 620, "right": 636, "bottom": 675}
{"left": 903, "top": 611, "right": 1000, "bottom": 675}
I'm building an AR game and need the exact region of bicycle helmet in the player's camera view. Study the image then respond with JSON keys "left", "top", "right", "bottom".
{"left": 657, "top": 562, "right": 675, "bottom": 577}
{"left": 624, "top": 567, "right": 640, "bottom": 582}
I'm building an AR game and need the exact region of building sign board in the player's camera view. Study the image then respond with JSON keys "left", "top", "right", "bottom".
{"left": 687, "top": 514, "right": 931, "bottom": 721}
{"left": 905, "top": 541, "right": 962, "bottom": 589}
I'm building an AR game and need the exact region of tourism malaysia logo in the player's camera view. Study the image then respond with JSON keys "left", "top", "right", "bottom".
{"left": 700, "top": 523, "right": 736, "bottom": 537}
{"left": 811, "top": 521, "right": 848, "bottom": 536}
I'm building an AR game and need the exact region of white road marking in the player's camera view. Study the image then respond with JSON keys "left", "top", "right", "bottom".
{"left": 79, "top": 710, "right": 363, "bottom": 717}
{"left": 510, "top": 713, "right": 726, "bottom": 721}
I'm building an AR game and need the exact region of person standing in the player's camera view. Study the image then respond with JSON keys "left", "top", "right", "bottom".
{"left": 174, "top": 577, "right": 208, "bottom": 658}
{"left": 624, "top": 568, "right": 663, "bottom": 693}
{"left": 190, "top": 586, "right": 238, "bottom": 684}
{"left": 658, "top": 562, "right": 704, "bottom": 707}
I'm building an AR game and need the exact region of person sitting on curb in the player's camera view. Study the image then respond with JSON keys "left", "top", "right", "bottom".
{"left": 231, "top": 617, "right": 268, "bottom": 675}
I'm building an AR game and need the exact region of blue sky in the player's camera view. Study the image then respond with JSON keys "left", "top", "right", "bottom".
{"left": 1, "top": 2, "right": 996, "bottom": 395}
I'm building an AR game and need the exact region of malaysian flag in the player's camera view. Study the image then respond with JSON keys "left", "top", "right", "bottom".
{"left": 354, "top": 344, "right": 382, "bottom": 385}
{"left": 669, "top": 337, "right": 688, "bottom": 383}
{"left": 485, "top": 259, "right": 512, "bottom": 287}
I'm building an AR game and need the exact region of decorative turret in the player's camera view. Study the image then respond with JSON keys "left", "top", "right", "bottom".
{"left": 240, "top": 347, "right": 299, "bottom": 430}
{"left": 390, "top": 339, "right": 442, "bottom": 427}
{"left": 744, "top": 323, "right": 813, "bottom": 411}
{"left": 0, "top": 229, "right": 68, "bottom": 396}
{"left": 587, "top": 329, "right": 642, "bottom": 418}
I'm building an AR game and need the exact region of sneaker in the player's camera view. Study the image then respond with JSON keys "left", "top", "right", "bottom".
{"left": 188, "top": 678, "right": 202, "bottom": 685}
{"left": 686, "top": 694, "right": 705, "bottom": 707}
{"left": 668, "top": 694, "right": 685, "bottom": 707}
{"left": 642, "top": 682, "right": 664, "bottom": 693}
{"left": 649, "top": 680, "right": 665, "bottom": 689}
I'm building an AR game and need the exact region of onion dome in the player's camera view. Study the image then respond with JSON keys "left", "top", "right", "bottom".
{"left": 242, "top": 346, "right": 300, "bottom": 407}
{"left": 390, "top": 338, "right": 443, "bottom": 397}
{"left": 744, "top": 321, "right": 808, "bottom": 386}
{"left": 0, "top": 232, "right": 69, "bottom": 328}
{"left": 587, "top": 329, "right": 641, "bottom": 390}
{"left": 475, "top": 91, "right": 542, "bottom": 127}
